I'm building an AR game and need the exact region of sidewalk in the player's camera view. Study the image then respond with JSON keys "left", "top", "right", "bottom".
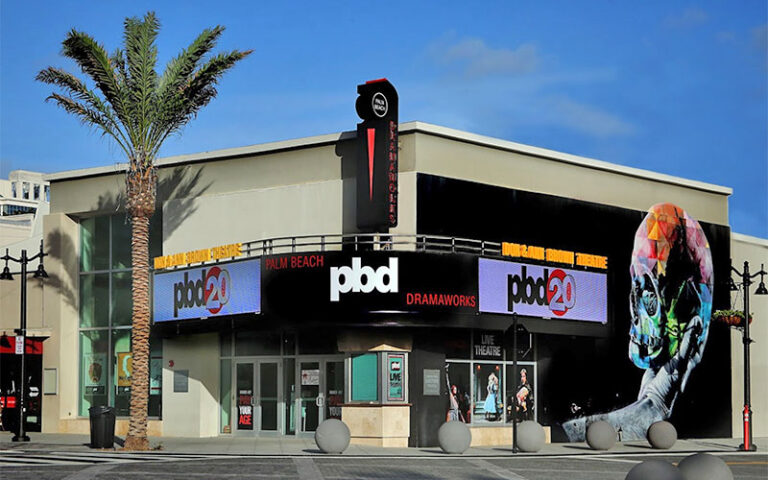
{"left": 1, "top": 432, "right": 764, "bottom": 456}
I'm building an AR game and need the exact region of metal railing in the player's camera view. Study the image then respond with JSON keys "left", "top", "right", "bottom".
{"left": 240, "top": 233, "right": 503, "bottom": 258}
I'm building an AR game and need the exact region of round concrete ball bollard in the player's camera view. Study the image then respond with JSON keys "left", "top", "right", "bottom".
{"left": 678, "top": 453, "right": 734, "bottom": 480}
{"left": 586, "top": 420, "right": 617, "bottom": 450}
{"left": 314, "top": 419, "right": 351, "bottom": 454}
{"left": 647, "top": 420, "right": 677, "bottom": 449}
{"left": 625, "top": 460, "right": 684, "bottom": 480}
{"left": 516, "top": 421, "right": 546, "bottom": 453}
{"left": 438, "top": 421, "right": 472, "bottom": 454}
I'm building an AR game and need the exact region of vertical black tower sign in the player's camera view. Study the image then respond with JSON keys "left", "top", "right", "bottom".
{"left": 356, "top": 78, "right": 398, "bottom": 230}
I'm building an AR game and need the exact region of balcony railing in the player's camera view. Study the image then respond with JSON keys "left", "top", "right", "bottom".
{"left": 240, "top": 233, "right": 503, "bottom": 259}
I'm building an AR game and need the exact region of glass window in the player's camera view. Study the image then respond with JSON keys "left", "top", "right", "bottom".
{"left": 148, "top": 331, "right": 162, "bottom": 417}
{"left": 220, "top": 359, "right": 232, "bottom": 433}
{"left": 220, "top": 331, "right": 233, "bottom": 357}
{"left": 473, "top": 363, "right": 503, "bottom": 424}
{"left": 113, "top": 329, "right": 132, "bottom": 416}
{"left": 445, "top": 363, "right": 471, "bottom": 423}
{"left": 81, "top": 216, "right": 110, "bottom": 271}
{"left": 33, "top": 184, "right": 40, "bottom": 200}
{"left": 283, "top": 358, "right": 296, "bottom": 434}
{"left": 22, "top": 182, "right": 29, "bottom": 199}
{"left": 506, "top": 364, "right": 535, "bottom": 423}
{"left": 80, "top": 274, "right": 109, "bottom": 328}
{"left": 111, "top": 216, "right": 132, "bottom": 270}
{"left": 234, "top": 331, "right": 280, "bottom": 356}
{"left": 79, "top": 330, "right": 109, "bottom": 416}
{"left": 351, "top": 353, "right": 378, "bottom": 402}
{"left": 45, "top": 185, "right": 50, "bottom": 202}
{"left": 78, "top": 213, "right": 164, "bottom": 417}
{"left": 111, "top": 272, "right": 132, "bottom": 326}
{"left": 149, "top": 213, "right": 163, "bottom": 260}
{"left": 298, "top": 330, "right": 338, "bottom": 354}
{"left": 11, "top": 182, "right": 17, "bottom": 198}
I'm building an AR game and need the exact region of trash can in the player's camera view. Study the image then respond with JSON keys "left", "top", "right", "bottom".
{"left": 88, "top": 406, "right": 115, "bottom": 448}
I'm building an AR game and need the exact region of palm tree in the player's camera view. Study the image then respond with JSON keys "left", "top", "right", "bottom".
{"left": 37, "top": 12, "right": 251, "bottom": 450}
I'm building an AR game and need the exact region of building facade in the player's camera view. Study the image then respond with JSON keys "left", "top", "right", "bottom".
{"left": 1, "top": 113, "right": 765, "bottom": 445}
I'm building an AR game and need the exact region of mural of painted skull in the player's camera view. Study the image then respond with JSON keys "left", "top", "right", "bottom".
{"left": 563, "top": 203, "right": 714, "bottom": 441}
{"left": 629, "top": 203, "right": 714, "bottom": 369}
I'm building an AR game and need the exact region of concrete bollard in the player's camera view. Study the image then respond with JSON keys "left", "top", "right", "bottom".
{"left": 625, "top": 460, "right": 684, "bottom": 480}
{"left": 586, "top": 420, "right": 616, "bottom": 450}
{"left": 314, "top": 419, "right": 351, "bottom": 454}
{"left": 678, "top": 453, "right": 734, "bottom": 480}
{"left": 647, "top": 420, "right": 677, "bottom": 449}
{"left": 438, "top": 421, "right": 472, "bottom": 454}
{"left": 516, "top": 421, "right": 546, "bottom": 453}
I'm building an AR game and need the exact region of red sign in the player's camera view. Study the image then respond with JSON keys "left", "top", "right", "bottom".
{"left": 0, "top": 336, "right": 43, "bottom": 355}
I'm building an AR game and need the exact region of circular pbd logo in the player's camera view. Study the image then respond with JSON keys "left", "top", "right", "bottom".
{"left": 372, "top": 92, "right": 388, "bottom": 117}
{"left": 204, "top": 266, "right": 231, "bottom": 314}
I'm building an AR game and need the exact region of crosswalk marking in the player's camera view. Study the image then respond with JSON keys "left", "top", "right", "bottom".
{"left": 0, "top": 451, "right": 214, "bottom": 467}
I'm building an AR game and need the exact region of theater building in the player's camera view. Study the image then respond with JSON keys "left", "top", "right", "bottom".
{"left": 2, "top": 81, "right": 766, "bottom": 446}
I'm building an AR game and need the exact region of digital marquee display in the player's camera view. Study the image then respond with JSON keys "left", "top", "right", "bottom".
{"left": 153, "top": 258, "right": 261, "bottom": 322}
{"left": 478, "top": 258, "right": 608, "bottom": 323}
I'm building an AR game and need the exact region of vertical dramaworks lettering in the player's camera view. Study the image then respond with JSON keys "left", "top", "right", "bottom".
{"left": 355, "top": 79, "right": 398, "bottom": 230}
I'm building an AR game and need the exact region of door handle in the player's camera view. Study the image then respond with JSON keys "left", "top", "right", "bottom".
{"left": 316, "top": 394, "right": 324, "bottom": 407}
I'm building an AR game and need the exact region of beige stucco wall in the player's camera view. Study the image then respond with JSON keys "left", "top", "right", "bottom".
{"left": 41, "top": 213, "right": 80, "bottom": 431}
{"left": 730, "top": 233, "right": 768, "bottom": 438}
{"left": 411, "top": 131, "right": 729, "bottom": 227}
{"left": 162, "top": 333, "right": 220, "bottom": 437}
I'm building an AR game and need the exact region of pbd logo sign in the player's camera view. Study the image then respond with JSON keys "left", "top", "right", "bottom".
{"left": 330, "top": 257, "right": 398, "bottom": 301}
{"left": 479, "top": 258, "right": 607, "bottom": 323}
{"left": 173, "top": 266, "right": 231, "bottom": 317}
{"left": 507, "top": 265, "right": 576, "bottom": 316}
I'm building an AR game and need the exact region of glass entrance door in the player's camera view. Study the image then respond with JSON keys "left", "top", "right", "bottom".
{"left": 298, "top": 359, "right": 345, "bottom": 433}
{"left": 234, "top": 360, "right": 280, "bottom": 434}
{"left": 299, "top": 361, "right": 320, "bottom": 432}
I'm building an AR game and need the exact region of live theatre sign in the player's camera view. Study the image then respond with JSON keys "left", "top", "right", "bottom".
{"left": 356, "top": 78, "right": 398, "bottom": 230}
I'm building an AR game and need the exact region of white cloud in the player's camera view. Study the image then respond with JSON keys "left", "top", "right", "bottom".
{"left": 664, "top": 7, "right": 709, "bottom": 29}
{"left": 548, "top": 97, "right": 637, "bottom": 137}
{"left": 432, "top": 37, "right": 539, "bottom": 77}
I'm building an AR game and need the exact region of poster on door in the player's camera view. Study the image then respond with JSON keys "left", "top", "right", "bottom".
{"left": 237, "top": 389, "right": 253, "bottom": 430}
{"left": 301, "top": 369, "right": 320, "bottom": 386}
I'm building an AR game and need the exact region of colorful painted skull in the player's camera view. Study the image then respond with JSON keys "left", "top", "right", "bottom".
{"left": 629, "top": 203, "right": 713, "bottom": 369}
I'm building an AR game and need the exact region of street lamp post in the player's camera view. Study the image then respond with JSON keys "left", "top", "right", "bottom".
{"left": 730, "top": 260, "right": 767, "bottom": 452}
{"left": 1, "top": 240, "right": 47, "bottom": 442}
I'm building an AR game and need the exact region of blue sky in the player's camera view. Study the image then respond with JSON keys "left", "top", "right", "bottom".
{"left": 1, "top": 1, "right": 766, "bottom": 238}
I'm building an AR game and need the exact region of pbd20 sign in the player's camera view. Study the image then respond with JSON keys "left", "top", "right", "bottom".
{"left": 153, "top": 259, "right": 261, "bottom": 322}
{"left": 478, "top": 258, "right": 607, "bottom": 323}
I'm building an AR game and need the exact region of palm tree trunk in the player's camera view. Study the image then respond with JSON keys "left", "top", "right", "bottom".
{"left": 124, "top": 162, "right": 156, "bottom": 451}
{"left": 124, "top": 213, "right": 151, "bottom": 450}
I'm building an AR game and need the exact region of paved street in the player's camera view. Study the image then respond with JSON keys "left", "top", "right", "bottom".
{"left": 1, "top": 450, "right": 766, "bottom": 479}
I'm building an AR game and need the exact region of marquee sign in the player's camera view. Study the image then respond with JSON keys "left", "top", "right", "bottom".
{"left": 261, "top": 251, "right": 477, "bottom": 317}
{"left": 153, "top": 258, "right": 261, "bottom": 322}
{"left": 356, "top": 78, "right": 398, "bottom": 230}
{"left": 478, "top": 258, "right": 608, "bottom": 323}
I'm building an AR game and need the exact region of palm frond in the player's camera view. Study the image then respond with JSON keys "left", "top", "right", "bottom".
{"left": 61, "top": 30, "right": 129, "bottom": 126}
{"left": 37, "top": 67, "right": 133, "bottom": 155}
{"left": 123, "top": 12, "right": 160, "bottom": 149}
{"left": 148, "top": 49, "right": 252, "bottom": 158}
{"left": 157, "top": 26, "right": 224, "bottom": 95}
{"left": 45, "top": 93, "right": 131, "bottom": 157}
